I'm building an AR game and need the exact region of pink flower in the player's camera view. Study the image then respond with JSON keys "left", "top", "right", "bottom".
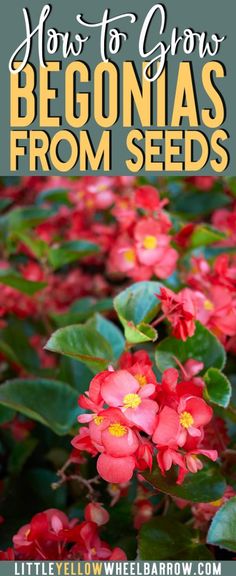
{"left": 153, "top": 396, "right": 213, "bottom": 448}
{"left": 177, "top": 449, "right": 218, "bottom": 484}
{"left": 78, "top": 371, "right": 109, "bottom": 421}
{"left": 134, "top": 218, "right": 173, "bottom": 267}
{"left": 194, "top": 286, "right": 236, "bottom": 339}
{"left": 153, "top": 246, "right": 178, "bottom": 280}
{"left": 108, "top": 236, "right": 138, "bottom": 275}
{"left": 71, "top": 427, "right": 98, "bottom": 456}
{"left": 100, "top": 370, "right": 158, "bottom": 435}
{"left": 136, "top": 442, "right": 153, "bottom": 471}
{"left": 212, "top": 207, "right": 236, "bottom": 246}
{"left": 157, "top": 447, "right": 187, "bottom": 476}
{"left": 72, "top": 360, "right": 218, "bottom": 486}
{"left": 84, "top": 503, "right": 109, "bottom": 526}
{"left": 97, "top": 453, "right": 136, "bottom": 483}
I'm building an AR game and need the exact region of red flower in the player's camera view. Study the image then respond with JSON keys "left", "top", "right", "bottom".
{"left": 6, "top": 506, "right": 127, "bottom": 560}
{"left": 159, "top": 287, "right": 196, "bottom": 340}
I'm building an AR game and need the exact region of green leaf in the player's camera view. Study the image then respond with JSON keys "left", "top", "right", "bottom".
{"left": 45, "top": 323, "right": 113, "bottom": 373}
{"left": 204, "top": 368, "right": 232, "bottom": 408}
{"left": 114, "top": 281, "right": 162, "bottom": 343}
{"left": 170, "top": 190, "right": 230, "bottom": 218}
{"left": 143, "top": 461, "right": 226, "bottom": 503}
{"left": 48, "top": 240, "right": 100, "bottom": 269}
{"left": 1, "top": 206, "right": 55, "bottom": 233}
{"left": 0, "top": 269, "right": 46, "bottom": 295}
{"left": 190, "top": 225, "right": 226, "bottom": 248}
{"left": 25, "top": 468, "right": 67, "bottom": 509}
{"left": 207, "top": 497, "right": 236, "bottom": 552}
{"left": 8, "top": 437, "right": 38, "bottom": 475}
{"left": 37, "top": 187, "right": 72, "bottom": 206}
{"left": 59, "top": 357, "right": 93, "bottom": 393}
{"left": 51, "top": 297, "right": 113, "bottom": 327}
{"left": 0, "top": 319, "right": 40, "bottom": 373}
{"left": 15, "top": 232, "right": 49, "bottom": 259}
{"left": 0, "top": 378, "right": 79, "bottom": 435}
{"left": 139, "top": 517, "right": 213, "bottom": 560}
{"left": 203, "top": 246, "right": 236, "bottom": 259}
{"left": 88, "top": 314, "right": 125, "bottom": 360}
{"left": 226, "top": 177, "right": 236, "bottom": 198}
{"left": 155, "top": 321, "right": 226, "bottom": 372}
{"left": 0, "top": 198, "right": 12, "bottom": 212}
{"left": 0, "top": 405, "right": 15, "bottom": 424}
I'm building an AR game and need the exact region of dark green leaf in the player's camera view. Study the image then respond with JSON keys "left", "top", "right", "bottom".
{"left": 48, "top": 240, "right": 100, "bottom": 269}
{"left": 88, "top": 314, "right": 125, "bottom": 360}
{"left": 37, "top": 187, "right": 71, "bottom": 206}
{"left": 52, "top": 297, "right": 113, "bottom": 327}
{"left": 25, "top": 468, "right": 67, "bottom": 509}
{"left": 0, "top": 269, "right": 46, "bottom": 295}
{"left": 59, "top": 357, "right": 93, "bottom": 393}
{"left": 226, "top": 178, "right": 236, "bottom": 198}
{"left": 139, "top": 517, "right": 213, "bottom": 560}
{"left": 155, "top": 322, "right": 226, "bottom": 372}
{"left": 8, "top": 438, "right": 38, "bottom": 475}
{"left": 207, "top": 497, "right": 236, "bottom": 552}
{"left": 1, "top": 206, "right": 55, "bottom": 233}
{"left": 143, "top": 461, "right": 226, "bottom": 503}
{"left": 0, "top": 198, "right": 12, "bottom": 212}
{"left": 0, "top": 405, "right": 15, "bottom": 424}
{"left": 170, "top": 190, "right": 230, "bottom": 218}
{"left": 0, "top": 319, "right": 40, "bottom": 373}
{"left": 0, "top": 378, "right": 79, "bottom": 435}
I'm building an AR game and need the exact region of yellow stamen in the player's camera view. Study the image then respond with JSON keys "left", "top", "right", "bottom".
{"left": 94, "top": 416, "right": 104, "bottom": 426}
{"left": 143, "top": 235, "right": 157, "bottom": 250}
{"left": 204, "top": 299, "right": 214, "bottom": 311}
{"left": 108, "top": 423, "right": 127, "bottom": 437}
{"left": 119, "top": 200, "right": 128, "bottom": 209}
{"left": 124, "top": 249, "right": 135, "bottom": 263}
{"left": 211, "top": 498, "right": 223, "bottom": 507}
{"left": 110, "top": 484, "right": 119, "bottom": 493}
{"left": 179, "top": 411, "right": 194, "bottom": 429}
{"left": 91, "top": 547, "right": 97, "bottom": 555}
{"left": 135, "top": 373, "right": 147, "bottom": 387}
{"left": 85, "top": 199, "right": 94, "bottom": 208}
{"left": 123, "top": 393, "right": 141, "bottom": 409}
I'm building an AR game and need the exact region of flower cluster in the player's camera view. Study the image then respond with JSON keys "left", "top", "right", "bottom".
{"left": 108, "top": 186, "right": 178, "bottom": 280}
{"left": 156, "top": 252, "right": 236, "bottom": 346}
{"left": 0, "top": 503, "right": 126, "bottom": 561}
{"left": 72, "top": 352, "right": 217, "bottom": 485}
